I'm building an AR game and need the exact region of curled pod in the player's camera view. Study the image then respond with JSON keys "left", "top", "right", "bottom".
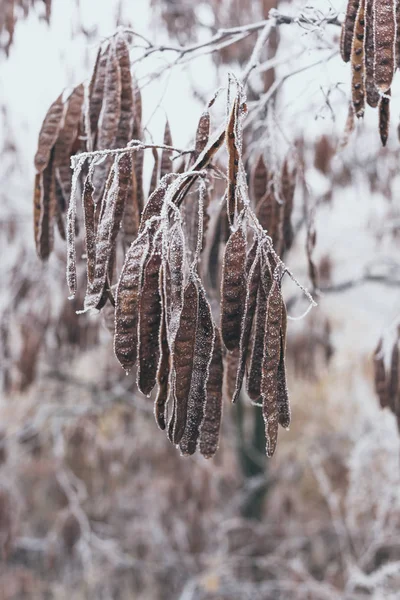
{"left": 261, "top": 279, "right": 283, "bottom": 458}
{"left": 114, "top": 231, "right": 149, "bottom": 371}
{"left": 179, "top": 287, "right": 214, "bottom": 456}
{"left": 199, "top": 326, "right": 224, "bottom": 459}
{"left": 171, "top": 279, "right": 199, "bottom": 444}
{"left": 350, "top": 0, "right": 366, "bottom": 118}
{"left": 220, "top": 226, "right": 247, "bottom": 351}
{"left": 340, "top": 0, "right": 361, "bottom": 63}
{"left": 373, "top": 0, "right": 396, "bottom": 94}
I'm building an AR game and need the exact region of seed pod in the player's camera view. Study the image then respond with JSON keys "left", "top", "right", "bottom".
{"left": 82, "top": 176, "right": 96, "bottom": 285}
{"left": 171, "top": 280, "right": 198, "bottom": 444}
{"left": 374, "top": 339, "right": 388, "bottom": 409}
{"left": 396, "top": 1, "right": 400, "bottom": 68}
{"left": 340, "top": 0, "right": 361, "bottom": 62}
{"left": 109, "top": 153, "right": 132, "bottom": 253}
{"left": 138, "top": 238, "right": 162, "bottom": 396}
{"left": 261, "top": 279, "right": 283, "bottom": 458}
{"left": 37, "top": 148, "right": 56, "bottom": 260}
{"left": 89, "top": 44, "right": 109, "bottom": 149}
{"left": 221, "top": 227, "right": 247, "bottom": 351}
{"left": 256, "top": 186, "right": 277, "bottom": 238}
{"left": 281, "top": 158, "right": 296, "bottom": 253}
{"left": 149, "top": 147, "right": 159, "bottom": 196}
{"left": 247, "top": 254, "right": 273, "bottom": 399}
{"left": 388, "top": 340, "right": 399, "bottom": 413}
{"left": 194, "top": 110, "right": 210, "bottom": 157}
{"left": 225, "top": 347, "right": 240, "bottom": 402}
{"left": 154, "top": 270, "right": 170, "bottom": 431}
{"left": 132, "top": 72, "right": 142, "bottom": 128}
{"left": 251, "top": 155, "right": 269, "bottom": 206}
{"left": 115, "top": 36, "right": 134, "bottom": 149}
{"left": 373, "top": 0, "right": 396, "bottom": 94}
{"left": 200, "top": 326, "right": 223, "bottom": 459}
{"left": 277, "top": 300, "right": 290, "bottom": 429}
{"left": 351, "top": 0, "right": 366, "bottom": 118}
{"left": 33, "top": 172, "right": 42, "bottom": 247}
{"left": 131, "top": 115, "right": 144, "bottom": 218}
{"left": 226, "top": 97, "right": 239, "bottom": 225}
{"left": 179, "top": 287, "right": 214, "bottom": 455}
{"left": 34, "top": 93, "right": 64, "bottom": 173}
{"left": 364, "top": 0, "right": 380, "bottom": 108}
{"left": 160, "top": 120, "right": 173, "bottom": 180}
{"left": 379, "top": 91, "right": 391, "bottom": 147}
{"left": 167, "top": 222, "right": 185, "bottom": 344}
{"left": 139, "top": 176, "right": 170, "bottom": 234}
{"left": 232, "top": 242, "right": 260, "bottom": 403}
{"left": 114, "top": 231, "right": 149, "bottom": 371}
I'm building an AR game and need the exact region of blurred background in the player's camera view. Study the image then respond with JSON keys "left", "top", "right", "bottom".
{"left": 1, "top": 0, "right": 400, "bottom": 598}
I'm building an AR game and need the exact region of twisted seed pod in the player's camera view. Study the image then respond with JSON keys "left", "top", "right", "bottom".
{"left": 179, "top": 287, "right": 214, "bottom": 455}
{"left": 171, "top": 280, "right": 199, "bottom": 444}
{"left": 82, "top": 176, "right": 96, "bottom": 285}
{"left": 340, "top": 0, "right": 361, "bottom": 62}
{"left": 138, "top": 238, "right": 162, "bottom": 396}
{"left": 277, "top": 300, "right": 290, "bottom": 429}
{"left": 154, "top": 269, "right": 170, "bottom": 431}
{"left": 364, "top": 0, "right": 380, "bottom": 108}
{"left": 221, "top": 226, "right": 247, "bottom": 351}
{"left": 251, "top": 155, "right": 269, "bottom": 206}
{"left": 34, "top": 93, "right": 64, "bottom": 173}
{"left": 232, "top": 242, "right": 260, "bottom": 403}
{"left": 351, "top": 0, "right": 366, "bottom": 118}
{"left": 247, "top": 254, "right": 273, "bottom": 399}
{"left": 226, "top": 97, "right": 239, "bottom": 225}
{"left": 374, "top": 339, "right": 388, "bottom": 409}
{"left": 114, "top": 231, "right": 149, "bottom": 371}
{"left": 54, "top": 84, "right": 85, "bottom": 204}
{"left": 379, "top": 90, "right": 391, "bottom": 147}
{"left": 261, "top": 279, "right": 283, "bottom": 458}
{"left": 200, "top": 326, "right": 223, "bottom": 459}
{"left": 194, "top": 110, "right": 210, "bottom": 157}
{"left": 373, "top": 0, "right": 396, "bottom": 94}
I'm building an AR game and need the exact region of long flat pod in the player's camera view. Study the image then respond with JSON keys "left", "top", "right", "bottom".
{"left": 82, "top": 175, "right": 96, "bottom": 285}
{"left": 34, "top": 93, "right": 64, "bottom": 173}
{"left": 351, "top": 0, "right": 366, "bottom": 118}
{"left": 160, "top": 120, "right": 173, "bottom": 180}
{"left": 171, "top": 279, "right": 199, "bottom": 444}
{"left": 137, "top": 237, "right": 163, "bottom": 396}
{"left": 179, "top": 287, "right": 214, "bottom": 456}
{"left": 115, "top": 36, "right": 134, "bottom": 148}
{"left": 107, "top": 153, "right": 132, "bottom": 285}
{"left": 138, "top": 175, "right": 171, "bottom": 234}
{"left": 261, "top": 279, "right": 283, "bottom": 458}
{"left": 340, "top": 0, "right": 361, "bottom": 62}
{"left": 199, "top": 326, "right": 223, "bottom": 459}
{"left": 89, "top": 44, "right": 109, "bottom": 149}
{"left": 374, "top": 339, "right": 388, "bottom": 409}
{"left": 373, "top": 0, "right": 396, "bottom": 94}
{"left": 251, "top": 155, "right": 269, "bottom": 207}
{"left": 220, "top": 226, "right": 247, "bottom": 351}
{"left": 226, "top": 96, "right": 240, "bottom": 225}
{"left": 281, "top": 158, "right": 296, "bottom": 253}
{"left": 166, "top": 221, "right": 185, "bottom": 344}
{"left": 277, "top": 300, "right": 291, "bottom": 429}
{"left": 194, "top": 110, "right": 210, "bottom": 157}
{"left": 379, "top": 91, "right": 391, "bottom": 147}
{"left": 131, "top": 115, "right": 145, "bottom": 217}
{"left": 33, "top": 172, "right": 42, "bottom": 248}
{"left": 37, "top": 147, "right": 56, "bottom": 260}
{"left": 154, "top": 268, "right": 170, "bottom": 430}
{"left": 247, "top": 253, "right": 273, "bottom": 400}
{"left": 232, "top": 242, "right": 260, "bottom": 403}
{"left": 54, "top": 84, "right": 85, "bottom": 204}
{"left": 364, "top": 0, "right": 380, "bottom": 108}
{"left": 114, "top": 230, "right": 149, "bottom": 371}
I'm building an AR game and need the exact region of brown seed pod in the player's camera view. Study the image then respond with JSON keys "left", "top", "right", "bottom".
{"left": 247, "top": 253, "right": 273, "bottom": 400}
{"left": 54, "top": 84, "right": 85, "bottom": 204}
{"left": 37, "top": 148, "right": 56, "bottom": 260}
{"left": 277, "top": 300, "right": 290, "bottom": 429}
{"left": 256, "top": 186, "right": 277, "bottom": 239}
{"left": 396, "top": 1, "right": 400, "bottom": 68}
{"left": 194, "top": 110, "right": 210, "bottom": 157}
{"left": 340, "top": 0, "right": 361, "bottom": 62}
{"left": 160, "top": 120, "right": 173, "bottom": 180}
{"left": 34, "top": 93, "right": 64, "bottom": 173}
{"left": 261, "top": 279, "right": 283, "bottom": 458}
{"left": 388, "top": 339, "right": 399, "bottom": 413}
{"left": 167, "top": 222, "right": 185, "bottom": 343}
{"left": 154, "top": 269, "right": 170, "bottom": 431}
{"left": 97, "top": 46, "right": 121, "bottom": 150}
{"left": 149, "top": 147, "right": 159, "bottom": 196}
{"left": 351, "top": 0, "right": 366, "bottom": 118}
{"left": 132, "top": 72, "right": 142, "bottom": 128}
{"left": 179, "top": 287, "right": 214, "bottom": 455}
{"left": 139, "top": 175, "right": 171, "bottom": 234}
{"left": 225, "top": 347, "right": 240, "bottom": 402}
{"left": 373, "top": 0, "right": 396, "bottom": 94}
{"left": 82, "top": 176, "right": 96, "bottom": 285}
{"left": 220, "top": 226, "right": 247, "bottom": 351}
{"left": 379, "top": 90, "right": 391, "bottom": 147}
{"left": 171, "top": 279, "right": 199, "bottom": 444}
{"left": 107, "top": 153, "right": 132, "bottom": 284}
{"left": 364, "top": 0, "right": 380, "bottom": 108}
{"left": 33, "top": 172, "right": 42, "bottom": 248}
{"left": 374, "top": 339, "right": 388, "bottom": 409}
{"left": 281, "top": 158, "right": 296, "bottom": 253}
{"left": 199, "top": 326, "right": 223, "bottom": 458}
{"left": 131, "top": 115, "right": 144, "bottom": 217}
{"left": 226, "top": 97, "right": 240, "bottom": 225}
{"left": 89, "top": 44, "right": 109, "bottom": 149}
{"left": 232, "top": 242, "right": 260, "bottom": 403}
{"left": 115, "top": 36, "right": 134, "bottom": 148}
{"left": 137, "top": 237, "right": 163, "bottom": 396}
{"left": 251, "top": 154, "right": 269, "bottom": 207}
{"left": 114, "top": 230, "right": 149, "bottom": 371}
